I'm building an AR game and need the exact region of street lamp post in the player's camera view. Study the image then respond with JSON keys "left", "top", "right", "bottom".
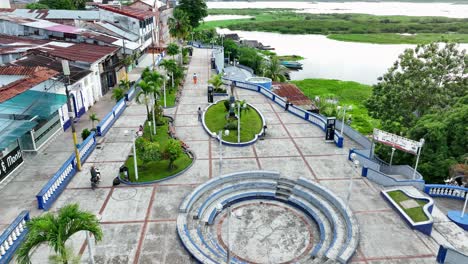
{"left": 348, "top": 153, "right": 360, "bottom": 207}
{"left": 61, "top": 60, "right": 82, "bottom": 171}
{"left": 218, "top": 130, "right": 230, "bottom": 176}
{"left": 389, "top": 147, "right": 396, "bottom": 167}
{"left": 337, "top": 105, "right": 352, "bottom": 134}
{"left": 126, "top": 129, "right": 139, "bottom": 181}
{"left": 237, "top": 103, "right": 241, "bottom": 143}
{"left": 163, "top": 74, "right": 167, "bottom": 108}
{"left": 151, "top": 95, "right": 156, "bottom": 135}
{"left": 217, "top": 203, "right": 231, "bottom": 264}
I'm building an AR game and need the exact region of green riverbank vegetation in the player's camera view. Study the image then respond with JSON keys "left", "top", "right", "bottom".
{"left": 201, "top": 9, "right": 468, "bottom": 44}
{"left": 291, "top": 79, "right": 378, "bottom": 135}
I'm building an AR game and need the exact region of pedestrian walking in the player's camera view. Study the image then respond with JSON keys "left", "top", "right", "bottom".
{"left": 197, "top": 107, "right": 202, "bottom": 121}
{"left": 285, "top": 99, "right": 290, "bottom": 111}
{"left": 193, "top": 73, "right": 197, "bottom": 85}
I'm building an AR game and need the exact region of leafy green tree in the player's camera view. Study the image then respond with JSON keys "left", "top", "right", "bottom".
{"left": 26, "top": 3, "right": 49, "bottom": 9}
{"left": 366, "top": 42, "right": 467, "bottom": 133}
{"left": 223, "top": 39, "right": 239, "bottom": 63}
{"left": 169, "top": 9, "right": 191, "bottom": 43}
{"left": 16, "top": 204, "right": 103, "bottom": 264}
{"left": 238, "top": 46, "right": 264, "bottom": 74}
{"left": 406, "top": 96, "right": 468, "bottom": 183}
{"left": 36, "top": 0, "right": 75, "bottom": 9}
{"left": 263, "top": 56, "right": 287, "bottom": 82}
{"left": 367, "top": 42, "right": 467, "bottom": 183}
{"left": 135, "top": 136, "right": 147, "bottom": 154}
{"left": 166, "top": 43, "right": 180, "bottom": 61}
{"left": 140, "top": 141, "right": 161, "bottom": 164}
{"left": 177, "top": 0, "right": 208, "bottom": 28}
{"left": 164, "top": 139, "right": 183, "bottom": 169}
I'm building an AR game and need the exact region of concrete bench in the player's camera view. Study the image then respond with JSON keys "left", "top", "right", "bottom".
{"left": 288, "top": 195, "right": 331, "bottom": 257}
{"left": 296, "top": 178, "right": 359, "bottom": 263}
{"left": 292, "top": 186, "right": 345, "bottom": 260}
{"left": 179, "top": 171, "right": 280, "bottom": 213}
{"left": 203, "top": 191, "right": 277, "bottom": 225}
{"left": 196, "top": 180, "right": 278, "bottom": 219}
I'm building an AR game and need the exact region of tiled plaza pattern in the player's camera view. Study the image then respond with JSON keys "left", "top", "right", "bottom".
{"left": 2, "top": 49, "right": 465, "bottom": 263}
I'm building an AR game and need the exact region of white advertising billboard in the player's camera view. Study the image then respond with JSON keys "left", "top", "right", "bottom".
{"left": 373, "top": 129, "right": 423, "bottom": 155}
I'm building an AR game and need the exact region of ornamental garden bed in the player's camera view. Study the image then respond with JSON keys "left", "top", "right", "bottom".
{"left": 381, "top": 188, "right": 434, "bottom": 235}
{"left": 204, "top": 100, "right": 264, "bottom": 143}
{"left": 123, "top": 117, "right": 193, "bottom": 183}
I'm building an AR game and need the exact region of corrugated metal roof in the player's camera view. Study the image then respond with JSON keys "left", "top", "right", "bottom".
{"left": 0, "top": 66, "right": 58, "bottom": 103}
{"left": 98, "top": 4, "right": 155, "bottom": 20}
{"left": 10, "top": 53, "right": 91, "bottom": 84}
{"left": 0, "top": 35, "right": 119, "bottom": 63}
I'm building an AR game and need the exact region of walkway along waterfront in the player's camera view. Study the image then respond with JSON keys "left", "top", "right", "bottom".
{"left": 0, "top": 48, "right": 467, "bottom": 263}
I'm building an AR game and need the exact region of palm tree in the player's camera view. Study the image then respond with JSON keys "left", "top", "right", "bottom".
{"left": 159, "top": 59, "right": 178, "bottom": 88}
{"left": 119, "top": 79, "right": 131, "bottom": 91}
{"left": 136, "top": 80, "right": 154, "bottom": 120}
{"left": 168, "top": 9, "right": 191, "bottom": 64}
{"left": 89, "top": 112, "right": 99, "bottom": 130}
{"left": 208, "top": 73, "right": 225, "bottom": 92}
{"left": 145, "top": 71, "right": 164, "bottom": 105}
{"left": 111, "top": 87, "right": 125, "bottom": 102}
{"left": 263, "top": 56, "right": 288, "bottom": 82}
{"left": 16, "top": 204, "right": 103, "bottom": 264}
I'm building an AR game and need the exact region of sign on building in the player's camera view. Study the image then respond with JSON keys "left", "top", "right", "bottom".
{"left": 0, "top": 147, "right": 23, "bottom": 182}
{"left": 373, "top": 128, "right": 423, "bottom": 154}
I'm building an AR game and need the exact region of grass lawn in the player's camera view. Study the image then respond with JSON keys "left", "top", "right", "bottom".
{"left": 200, "top": 10, "right": 468, "bottom": 44}
{"left": 124, "top": 118, "right": 193, "bottom": 183}
{"left": 291, "top": 79, "right": 379, "bottom": 135}
{"left": 205, "top": 100, "right": 263, "bottom": 143}
{"left": 158, "top": 87, "right": 177, "bottom": 107}
{"left": 387, "top": 190, "right": 429, "bottom": 222}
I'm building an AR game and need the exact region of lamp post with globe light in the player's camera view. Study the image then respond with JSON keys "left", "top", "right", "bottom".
{"left": 348, "top": 153, "right": 360, "bottom": 207}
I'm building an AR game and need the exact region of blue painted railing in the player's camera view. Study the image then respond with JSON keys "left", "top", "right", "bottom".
{"left": 437, "top": 245, "right": 468, "bottom": 263}
{"left": 36, "top": 133, "right": 96, "bottom": 210}
{"left": 222, "top": 77, "right": 344, "bottom": 148}
{"left": 349, "top": 149, "right": 425, "bottom": 189}
{"left": 96, "top": 98, "right": 126, "bottom": 136}
{"left": 424, "top": 184, "right": 468, "bottom": 200}
{"left": 0, "top": 211, "right": 30, "bottom": 264}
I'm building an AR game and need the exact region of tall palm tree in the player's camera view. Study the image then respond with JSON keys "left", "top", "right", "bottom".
{"left": 159, "top": 59, "right": 178, "bottom": 88}
{"left": 16, "top": 204, "right": 103, "bottom": 264}
{"left": 136, "top": 80, "right": 154, "bottom": 120}
{"left": 168, "top": 9, "right": 191, "bottom": 64}
{"left": 145, "top": 71, "right": 164, "bottom": 105}
{"left": 89, "top": 112, "right": 99, "bottom": 130}
{"left": 263, "top": 56, "right": 288, "bottom": 82}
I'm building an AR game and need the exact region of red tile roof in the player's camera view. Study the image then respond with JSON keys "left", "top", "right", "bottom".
{"left": 0, "top": 66, "right": 59, "bottom": 103}
{"left": 98, "top": 4, "right": 155, "bottom": 20}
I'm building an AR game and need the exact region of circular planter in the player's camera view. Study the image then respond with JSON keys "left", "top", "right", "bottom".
{"left": 201, "top": 99, "right": 266, "bottom": 147}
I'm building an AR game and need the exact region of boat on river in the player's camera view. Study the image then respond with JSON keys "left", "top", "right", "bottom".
{"left": 280, "top": 61, "right": 303, "bottom": 69}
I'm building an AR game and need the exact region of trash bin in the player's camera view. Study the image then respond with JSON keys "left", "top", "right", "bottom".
{"left": 211, "top": 58, "right": 216, "bottom": 69}
{"left": 188, "top": 47, "right": 193, "bottom": 56}
{"left": 119, "top": 165, "right": 129, "bottom": 181}
{"left": 207, "top": 86, "right": 214, "bottom": 103}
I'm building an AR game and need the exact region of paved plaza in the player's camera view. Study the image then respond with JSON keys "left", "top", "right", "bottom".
{"left": 1, "top": 48, "right": 467, "bottom": 264}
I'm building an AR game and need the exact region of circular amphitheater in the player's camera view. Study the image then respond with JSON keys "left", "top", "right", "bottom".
{"left": 177, "top": 171, "right": 360, "bottom": 264}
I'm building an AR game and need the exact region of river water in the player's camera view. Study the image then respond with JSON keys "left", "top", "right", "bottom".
{"left": 207, "top": 1, "right": 468, "bottom": 18}
{"left": 210, "top": 1, "right": 468, "bottom": 84}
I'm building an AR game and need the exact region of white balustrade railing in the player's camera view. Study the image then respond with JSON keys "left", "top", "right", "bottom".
{"left": 0, "top": 211, "right": 30, "bottom": 264}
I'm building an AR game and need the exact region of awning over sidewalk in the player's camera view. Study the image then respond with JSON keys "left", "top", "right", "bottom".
{"left": 0, "top": 90, "right": 67, "bottom": 119}
{"left": 0, "top": 118, "right": 38, "bottom": 149}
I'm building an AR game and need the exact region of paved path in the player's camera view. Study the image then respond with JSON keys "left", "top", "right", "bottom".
{"left": 2, "top": 48, "right": 467, "bottom": 263}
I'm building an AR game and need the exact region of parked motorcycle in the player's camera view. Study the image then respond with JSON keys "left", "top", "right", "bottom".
{"left": 90, "top": 166, "right": 101, "bottom": 190}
